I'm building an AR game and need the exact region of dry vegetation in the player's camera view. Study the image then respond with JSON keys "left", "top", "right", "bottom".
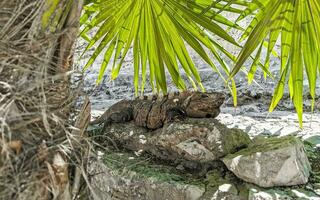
{"left": 0, "top": 0, "right": 91, "bottom": 199}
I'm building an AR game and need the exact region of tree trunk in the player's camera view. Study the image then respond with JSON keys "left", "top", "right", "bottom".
{"left": 0, "top": 0, "right": 85, "bottom": 199}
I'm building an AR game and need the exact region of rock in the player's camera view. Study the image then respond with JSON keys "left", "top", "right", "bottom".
{"left": 154, "top": 119, "right": 252, "bottom": 162}
{"left": 222, "top": 136, "right": 311, "bottom": 187}
{"left": 248, "top": 188, "right": 293, "bottom": 200}
{"left": 290, "top": 189, "right": 320, "bottom": 199}
{"left": 304, "top": 135, "right": 320, "bottom": 147}
{"left": 258, "top": 124, "right": 282, "bottom": 136}
{"left": 101, "top": 118, "right": 252, "bottom": 168}
{"left": 279, "top": 126, "right": 300, "bottom": 137}
{"left": 211, "top": 184, "right": 239, "bottom": 200}
{"left": 314, "top": 183, "right": 320, "bottom": 196}
{"left": 90, "top": 152, "right": 207, "bottom": 200}
{"left": 185, "top": 186, "right": 205, "bottom": 200}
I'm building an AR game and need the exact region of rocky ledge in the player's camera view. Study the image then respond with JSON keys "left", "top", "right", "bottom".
{"left": 89, "top": 118, "right": 320, "bottom": 199}
{"left": 93, "top": 118, "right": 251, "bottom": 172}
{"left": 89, "top": 149, "right": 320, "bottom": 200}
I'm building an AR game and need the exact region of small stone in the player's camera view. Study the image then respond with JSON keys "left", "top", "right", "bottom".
{"left": 245, "top": 125, "right": 252, "bottom": 134}
{"left": 314, "top": 188, "right": 320, "bottom": 196}
{"left": 303, "top": 135, "right": 320, "bottom": 147}
{"left": 185, "top": 185, "right": 205, "bottom": 200}
{"left": 134, "top": 149, "right": 143, "bottom": 156}
{"left": 223, "top": 136, "right": 311, "bottom": 187}
{"left": 139, "top": 134, "right": 147, "bottom": 144}
{"left": 218, "top": 184, "right": 238, "bottom": 194}
{"left": 176, "top": 164, "right": 185, "bottom": 171}
{"left": 139, "top": 135, "right": 146, "bottom": 139}
{"left": 211, "top": 183, "right": 239, "bottom": 200}
{"left": 97, "top": 151, "right": 104, "bottom": 159}
{"left": 290, "top": 189, "right": 320, "bottom": 199}
{"left": 248, "top": 188, "right": 292, "bottom": 200}
{"left": 262, "top": 126, "right": 283, "bottom": 136}
{"left": 234, "top": 124, "right": 247, "bottom": 130}
{"left": 139, "top": 139, "right": 146, "bottom": 144}
{"left": 242, "top": 105, "right": 260, "bottom": 113}
{"left": 279, "top": 126, "right": 300, "bottom": 136}
{"left": 129, "top": 131, "right": 134, "bottom": 136}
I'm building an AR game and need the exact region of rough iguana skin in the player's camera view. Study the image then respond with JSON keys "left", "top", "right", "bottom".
{"left": 91, "top": 91, "right": 225, "bottom": 130}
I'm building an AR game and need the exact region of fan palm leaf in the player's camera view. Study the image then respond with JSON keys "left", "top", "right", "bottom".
{"left": 80, "top": 0, "right": 243, "bottom": 99}
{"left": 231, "top": 0, "right": 320, "bottom": 126}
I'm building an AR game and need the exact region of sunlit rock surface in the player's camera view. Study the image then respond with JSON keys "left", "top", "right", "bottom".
{"left": 211, "top": 184, "right": 239, "bottom": 200}
{"left": 222, "top": 136, "right": 311, "bottom": 187}
{"left": 96, "top": 118, "right": 252, "bottom": 168}
{"left": 89, "top": 149, "right": 319, "bottom": 200}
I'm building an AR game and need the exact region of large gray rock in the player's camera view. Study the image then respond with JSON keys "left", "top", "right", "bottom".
{"left": 222, "top": 136, "right": 311, "bottom": 188}
{"left": 99, "top": 118, "right": 252, "bottom": 166}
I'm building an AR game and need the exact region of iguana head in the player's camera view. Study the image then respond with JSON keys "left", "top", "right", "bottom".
{"left": 182, "top": 91, "right": 225, "bottom": 118}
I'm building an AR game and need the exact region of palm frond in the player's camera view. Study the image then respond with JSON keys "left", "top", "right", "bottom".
{"left": 231, "top": 0, "right": 320, "bottom": 126}
{"left": 80, "top": 0, "right": 242, "bottom": 98}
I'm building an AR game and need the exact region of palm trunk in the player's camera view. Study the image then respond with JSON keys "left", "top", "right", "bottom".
{"left": 0, "top": 0, "right": 84, "bottom": 199}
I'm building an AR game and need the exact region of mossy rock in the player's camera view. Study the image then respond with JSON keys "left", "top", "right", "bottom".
{"left": 304, "top": 141, "right": 320, "bottom": 186}
{"left": 103, "top": 152, "right": 205, "bottom": 186}
{"left": 89, "top": 151, "right": 207, "bottom": 200}
{"left": 222, "top": 136, "right": 311, "bottom": 188}
{"left": 223, "top": 135, "right": 301, "bottom": 159}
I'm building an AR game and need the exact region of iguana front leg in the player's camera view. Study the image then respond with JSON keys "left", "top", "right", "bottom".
{"left": 90, "top": 100, "right": 134, "bottom": 133}
{"left": 165, "top": 107, "right": 186, "bottom": 124}
{"left": 100, "top": 107, "right": 134, "bottom": 133}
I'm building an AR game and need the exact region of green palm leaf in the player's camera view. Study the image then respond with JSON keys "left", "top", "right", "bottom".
{"left": 231, "top": 0, "right": 320, "bottom": 127}
{"left": 81, "top": 0, "right": 242, "bottom": 98}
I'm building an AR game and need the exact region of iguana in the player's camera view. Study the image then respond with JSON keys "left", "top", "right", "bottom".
{"left": 90, "top": 91, "right": 225, "bottom": 130}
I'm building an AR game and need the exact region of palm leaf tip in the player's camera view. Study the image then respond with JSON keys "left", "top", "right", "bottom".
{"left": 232, "top": 0, "right": 320, "bottom": 127}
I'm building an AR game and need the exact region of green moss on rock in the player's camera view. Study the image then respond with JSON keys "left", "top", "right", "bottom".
{"left": 103, "top": 152, "right": 205, "bottom": 187}
{"left": 304, "top": 141, "right": 320, "bottom": 185}
{"left": 223, "top": 136, "right": 301, "bottom": 159}
{"left": 222, "top": 128, "right": 252, "bottom": 154}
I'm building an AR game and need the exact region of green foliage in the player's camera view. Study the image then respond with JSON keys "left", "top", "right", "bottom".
{"left": 231, "top": 0, "right": 320, "bottom": 126}
{"left": 80, "top": 0, "right": 242, "bottom": 100}
{"left": 81, "top": 0, "right": 320, "bottom": 126}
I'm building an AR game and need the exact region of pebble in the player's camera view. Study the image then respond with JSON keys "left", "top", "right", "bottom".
{"left": 279, "top": 126, "right": 300, "bottom": 137}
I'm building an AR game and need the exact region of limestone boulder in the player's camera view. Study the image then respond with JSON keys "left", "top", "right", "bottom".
{"left": 99, "top": 118, "right": 252, "bottom": 165}
{"left": 152, "top": 118, "right": 252, "bottom": 163}
{"left": 222, "top": 136, "right": 311, "bottom": 187}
